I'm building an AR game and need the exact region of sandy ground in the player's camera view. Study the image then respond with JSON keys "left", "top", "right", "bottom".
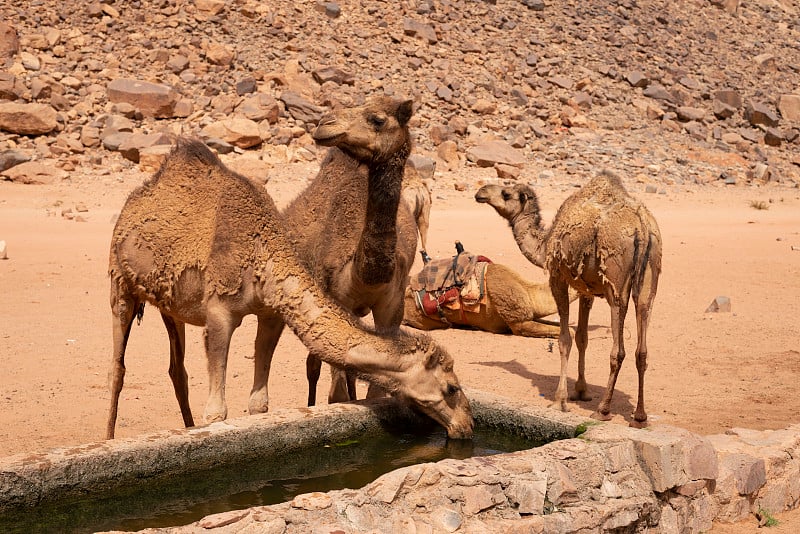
{"left": 1, "top": 161, "right": 799, "bottom": 531}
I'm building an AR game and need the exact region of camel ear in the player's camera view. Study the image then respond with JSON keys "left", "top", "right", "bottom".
{"left": 423, "top": 344, "right": 441, "bottom": 370}
{"left": 396, "top": 100, "right": 414, "bottom": 126}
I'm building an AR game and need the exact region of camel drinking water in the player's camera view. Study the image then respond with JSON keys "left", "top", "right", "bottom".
{"left": 278, "top": 97, "right": 423, "bottom": 406}
{"left": 106, "top": 138, "right": 473, "bottom": 440}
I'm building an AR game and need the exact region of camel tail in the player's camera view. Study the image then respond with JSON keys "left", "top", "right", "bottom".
{"left": 632, "top": 230, "right": 656, "bottom": 300}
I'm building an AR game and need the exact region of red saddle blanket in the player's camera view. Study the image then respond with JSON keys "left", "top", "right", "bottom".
{"left": 409, "top": 252, "right": 492, "bottom": 318}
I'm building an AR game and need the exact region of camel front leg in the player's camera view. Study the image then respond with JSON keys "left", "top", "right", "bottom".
{"left": 106, "top": 290, "right": 139, "bottom": 440}
{"left": 306, "top": 353, "right": 322, "bottom": 406}
{"left": 571, "top": 296, "right": 593, "bottom": 402}
{"left": 364, "top": 289, "right": 405, "bottom": 400}
{"left": 161, "top": 313, "right": 194, "bottom": 428}
{"left": 508, "top": 319, "right": 561, "bottom": 338}
{"left": 550, "top": 277, "right": 572, "bottom": 412}
{"left": 203, "top": 310, "right": 239, "bottom": 423}
{"left": 328, "top": 366, "right": 354, "bottom": 403}
{"left": 250, "top": 315, "right": 284, "bottom": 415}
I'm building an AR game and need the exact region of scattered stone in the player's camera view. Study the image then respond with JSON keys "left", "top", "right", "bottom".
{"left": 676, "top": 107, "right": 706, "bottom": 122}
{"left": 291, "top": 491, "right": 333, "bottom": 510}
{"left": 107, "top": 79, "right": 178, "bottom": 118}
{"left": 0, "top": 102, "right": 58, "bottom": 135}
{"left": 235, "top": 77, "right": 257, "bottom": 96}
{"left": 643, "top": 84, "right": 673, "bottom": 102}
{"left": 749, "top": 163, "right": 771, "bottom": 182}
{"left": 496, "top": 163, "right": 521, "bottom": 180}
{"left": 201, "top": 118, "right": 262, "bottom": 149}
{"left": 205, "top": 41, "right": 235, "bottom": 66}
{"left": 626, "top": 71, "right": 649, "bottom": 88}
{"left": 1, "top": 161, "right": 65, "bottom": 184}
{"left": 710, "top": 0, "right": 740, "bottom": 14}
{"left": 0, "top": 240, "right": 7, "bottom": 260}
{"left": 522, "top": 0, "right": 546, "bottom": 10}
{"left": 705, "top": 296, "right": 731, "bottom": 313}
{"left": 0, "top": 22, "right": 19, "bottom": 60}
{"left": 777, "top": 94, "right": 800, "bottom": 122}
{"left": 0, "top": 149, "right": 31, "bottom": 172}
{"left": 403, "top": 18, "right": 438, "bottom": 44}
{"left": 197, "top": 509, "right": 250, "bottom": 529}
{"left": 714, "top": 89, "right": 742, "bottom": 109}
{"left": 466, "top": 140, "right": 525, "bottom": 167}
{"left": 744, "top": 101, "right": 779, "bottom": 128}
{"left": 279, "top": 92, "right": 324, "bottom": 124}
{"left": 312, "top": 66, "right": 355, "bottom": 86}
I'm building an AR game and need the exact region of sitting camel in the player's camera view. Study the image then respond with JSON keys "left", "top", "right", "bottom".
{"left": 106, "top": 138, "right": 473, "bottom": 440}
{"left": 475, "top": 171, "right": 662, "bottom": 427}
{"left": 403, "top": 249, "right": 569, "bottom": 337}
{"left": 279, "top": 97, "right": 421, "bottom": 406}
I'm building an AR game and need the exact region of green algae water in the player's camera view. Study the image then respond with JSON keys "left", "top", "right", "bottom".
{"left": 0, "top": 425, "right": 542, "bottom": 533}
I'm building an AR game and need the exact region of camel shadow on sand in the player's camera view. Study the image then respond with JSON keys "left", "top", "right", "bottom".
{"left": 476, "top": 358, "right": 638, "bottom": 426}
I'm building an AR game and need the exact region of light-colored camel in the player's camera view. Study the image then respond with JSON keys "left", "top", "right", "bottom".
{"left": 403, "top": 262, "right": 565, "bottom": 337}
{"left": 279, "top": 97, "right": 420, "bottom": 406}
{"left": 402, "top": 164, "right": 432, "bottom": 254}
{"left": 475, "top": 171, "right": 662, "bottom": 427}
{"left": 106, "top": 138, "right": 473, "bottom": 440}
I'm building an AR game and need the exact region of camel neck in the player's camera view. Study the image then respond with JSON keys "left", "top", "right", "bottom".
{"left": 355, "top": 144, "right": 410, "bottom": 285}
{"left": 510, "top": 213, "right": 547, "bottom": 269}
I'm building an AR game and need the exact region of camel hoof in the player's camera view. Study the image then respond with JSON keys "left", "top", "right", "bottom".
{"left": 569, "top": 392, "right": 592, "bottom": 402}
{"left": 203, "top": 411, "right": 226, "bottom": 423}
{"left": 248, "top": 404, "right": 269, "bottom": 415}
{"left": 591, "top": 411, "right": 613, "bottom": 422}
{"left": 629, "top": 419, "right": 648, "bottom": 429}
{"left": 550, "top": 400, "right": 570, "bottom": 413}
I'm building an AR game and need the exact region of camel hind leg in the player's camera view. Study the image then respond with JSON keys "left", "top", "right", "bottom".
{"left": 161, "top": 313, "right": 194, "bottom": 428}
{"left": 630, "top": 258, "right": 660, "bottom": 427}
{"left": 106, "top": 286, "right": 141, "bottom": 440}
{"left": 570, "top": 296, "right": 593, "bottom": 402}
{"left": 593, "top": 282, "right": 632, "bottom": 422}
{"left": 550, "top": 276, "right": 572, "bottom": 412}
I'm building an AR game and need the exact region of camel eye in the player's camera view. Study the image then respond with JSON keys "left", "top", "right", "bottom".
{"left": 502, "top": 191, "right": 512, "bottom": 201}
{"left": 369, "top": 115, "right": 386, "bottom": 129}
{"left": 446, "top": 384, "right": 460, "bottom": 396}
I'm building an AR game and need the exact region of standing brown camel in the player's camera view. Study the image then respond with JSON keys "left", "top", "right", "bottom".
{"left": 106, "top": 138, "right": 473, "bottom": 440}
{"left": 402, "top": 164, "right": 432, "bottom": 255}
{"left": 475, "top": 171, "right": 662, "bottom": 427}
{"left": 278, "top": 97, "right": 420, "bottom": 406}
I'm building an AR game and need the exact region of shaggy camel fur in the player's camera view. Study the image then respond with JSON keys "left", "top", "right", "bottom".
{"left": 402, "top": 164, "right": 432, "bottom": 254}
{"left": 279, "top": 97, "right": 420, "bottom": 406}
{"left": 403, "top": 261, "right": 568, "bottom": 337}
{"left": 106, "top": 138, "right": 473, "bottom": 440}
{"left": 475, "top": 171, "right": 662, "bottom": 427}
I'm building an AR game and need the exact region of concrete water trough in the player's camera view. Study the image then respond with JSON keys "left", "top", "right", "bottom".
{"left": 2, "top": 389, "right": 799, "bottom": 533}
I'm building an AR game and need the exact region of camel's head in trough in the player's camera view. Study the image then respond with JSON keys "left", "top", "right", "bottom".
{"left": 351, "top": 334, "right": 474, "bottom": 439}
{"left": 474, "top": 183, "right": 541, "bottom": 225}
{"left": 313, "top": 96, "right": 414, "bottom": 163}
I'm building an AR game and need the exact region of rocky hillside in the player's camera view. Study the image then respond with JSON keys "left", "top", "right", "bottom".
{"left": 1, "top": 0, "right": 798, "bottom": 189}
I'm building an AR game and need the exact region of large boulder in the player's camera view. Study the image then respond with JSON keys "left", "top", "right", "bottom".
{"left": 0, "top": 102, "right": 58, "bottom": 135}
{"left": 106, "top": 78, "right": 178, "bottom": 118}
